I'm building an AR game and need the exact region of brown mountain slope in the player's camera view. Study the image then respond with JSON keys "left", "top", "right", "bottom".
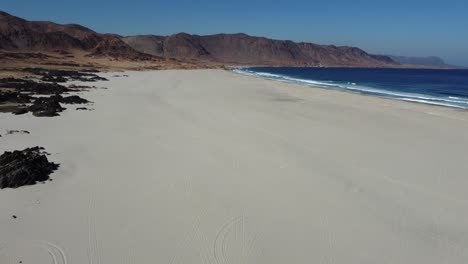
{"left": 123, "top": 33, "right": 399, "bottom": 67}
{"left": 0, "top": 11, "right": 156, "bottom": 60}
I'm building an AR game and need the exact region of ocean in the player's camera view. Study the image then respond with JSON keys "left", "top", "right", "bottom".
{"left": 234, "top": 67, "right": 468, "bottom": 109}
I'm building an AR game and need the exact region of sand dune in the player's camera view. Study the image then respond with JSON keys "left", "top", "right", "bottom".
{"left": 1, "top": 70, "right": 468, "bottom": 264}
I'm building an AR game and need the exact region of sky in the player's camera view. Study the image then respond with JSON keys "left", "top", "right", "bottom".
{"left": 2, "top": 0, "right": 468, "bottom": 66}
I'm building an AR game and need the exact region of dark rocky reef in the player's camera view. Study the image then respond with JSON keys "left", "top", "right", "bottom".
{"left": 22, "top": 68, "right": 108, "bottom": 82}
{"left": 27, "top": 94, "right": 90, "bottom": 117}
{"left": 0, "top": 90, "right": 33, "bottom": 103}
{"left": 0, "top": 77, "right": 70, "bottom": 94}
{"left": 58, "top": 95, "right": 90, "bottom": 104}
{"left": 28, "top": 96, "right": 65, "bottom": 117}
{"left": 0, "top": 147, "right": 59, "bottom": 189}
{"left": 0, "top": 75, "right": 93, "bottom": 116}
{"left": 1, "top": 93, "right": 87, "bottom": 116}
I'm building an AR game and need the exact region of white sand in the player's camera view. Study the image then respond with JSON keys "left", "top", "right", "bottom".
{"left": 1, "top": 69, "right": 468, "bottom": 264}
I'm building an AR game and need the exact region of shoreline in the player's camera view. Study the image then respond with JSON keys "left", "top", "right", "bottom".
{"left": 232, "top": 67, "right": 468, "bottom": 111}
{"left": 225, "top": 64, "right": 466, "bottom": 70}
{"left": 1, "top": 69, "right": 468, "bottom": 263}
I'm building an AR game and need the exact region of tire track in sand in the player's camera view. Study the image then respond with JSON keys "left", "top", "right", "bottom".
{"left": 0, "top": 243, "right": 7, "bottom": 263}
{"left": 318, "top": 214, "right": 336, "bottom": 264}
{"left": 35, "top": 240, "right": 69, "bottom": 264}
{"left": 170, "top": 217, "right": 214, "bottom": 264}
{"left": 0, "top": 240, "right": 68, "bottom": 264}
{"left": 213, "top": 215, "right": 257, "bottom": 264}
{"left": 169, "top": 215, "right": 258, "bottom": 264}
{"left": 87, "top": 192, "right": 102, "bottom": 264}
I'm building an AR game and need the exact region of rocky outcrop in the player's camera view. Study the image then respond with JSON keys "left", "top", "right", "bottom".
{"left": 0, "top": 70, "right": 95, "bottom": 116}
{"left": 0, "top": 147, "right": 59, "bottom": 189}
{"left": 22, "top": 68, "right": 109, "bottom": 82}
{"left": 29, "top": 96, "right": 64, "bottom": 117}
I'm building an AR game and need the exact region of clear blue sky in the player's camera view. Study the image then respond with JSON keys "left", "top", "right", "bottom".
{"left": 2, "top": 0, "right": 468, "bottom": 66}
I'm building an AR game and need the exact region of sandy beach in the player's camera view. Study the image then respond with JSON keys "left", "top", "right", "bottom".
{"left": 1, "top": 69, "right": 468, "bottom": 264}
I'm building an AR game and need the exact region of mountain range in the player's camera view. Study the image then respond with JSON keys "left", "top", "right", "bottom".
{"left": 0, "top": 11, "right": 156, "bottom": 61}
{"left": 122, "top": 33, "right": 397, "bottom": 67}
{"left": 0, "top": 11, "right": 454, "bottom": 68}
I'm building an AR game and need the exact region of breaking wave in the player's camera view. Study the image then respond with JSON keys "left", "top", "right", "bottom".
{"left": 233, "top": 68, "right": 468, "bottom": 109}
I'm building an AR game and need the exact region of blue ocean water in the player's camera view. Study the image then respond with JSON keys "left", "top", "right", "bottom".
{"left": 234, "top": 67, "right": 468, "bottom": 109}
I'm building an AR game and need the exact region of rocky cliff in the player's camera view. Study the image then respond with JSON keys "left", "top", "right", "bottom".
{"left": 123, "top": 33, "right": 399, "bottom": 67}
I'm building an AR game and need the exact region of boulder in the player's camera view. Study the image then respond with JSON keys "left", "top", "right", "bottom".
{"left": 0, "top": 147, "right": 59, "bottom": 189}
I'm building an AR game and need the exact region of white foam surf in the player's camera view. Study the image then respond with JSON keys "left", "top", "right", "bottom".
{"left": 233, "top": 68, "right": 468, "bottom": 109}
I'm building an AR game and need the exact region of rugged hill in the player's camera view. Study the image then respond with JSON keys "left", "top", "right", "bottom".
{"left": 123, "top": 33, "right": 399, "bottom": 67}
{"left": 0, "top": 11, "right": 155, "bottom": 60}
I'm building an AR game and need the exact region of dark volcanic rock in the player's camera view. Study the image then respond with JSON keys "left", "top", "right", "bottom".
{"left": 22, "top": 68, "right": 108, "bottom": 82}
{"left": 0, "top": 91, "right": 33, "bottom": 104}
{"left": 0, "top": 104, "right": 28, "bottom": 115}
{"left": 44, "top": 94, "right": 89, "bottom": 104}
{"left": 6, "top": 130, "right": 30, "bottom": 135}
{"left": 76, "top": 107, "right": 92, "bottom": 111}
{"left": 0, "top": 78, "right": 70, "bottom": 94}
{"left": 26, "top": 94, "right": 89, "bottom": 116}
{"left": 40, "top": 75, "right": 67, "bottom": 83}
{"left": 59, "top": 95, "right": 89, "bottom": 104}
{"left": 0, "top": 147, "right": 59, "bottom": 189}
{"left": 85, "top": 76, "right": 108, "bottom": 82}
{"left": 68, "top": 84, "right": 95, "bottom": 90}
{"left": 26, "top": 82, "right": 69, "bottom": 94}
{"left": 0, "top": 91, "right": 32, "bottom": 114}
{"left": 0, "top": 78, "right": 35, "bottom": 90}
{"left": 29, "top": 96, "right": 64, "bottom": 117}
{"left": 12, "top": 107, "right": 28, "bottom": 115}
{"left": 0, "top": 78, "right": 90, "bottom": 116}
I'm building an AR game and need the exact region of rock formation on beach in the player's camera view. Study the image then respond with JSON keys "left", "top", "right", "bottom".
{"left": 0, "top": 147, "right": 59, "bottom": 189}
{"left": 0, "top": 69, "right": 98, "bottom": 116}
